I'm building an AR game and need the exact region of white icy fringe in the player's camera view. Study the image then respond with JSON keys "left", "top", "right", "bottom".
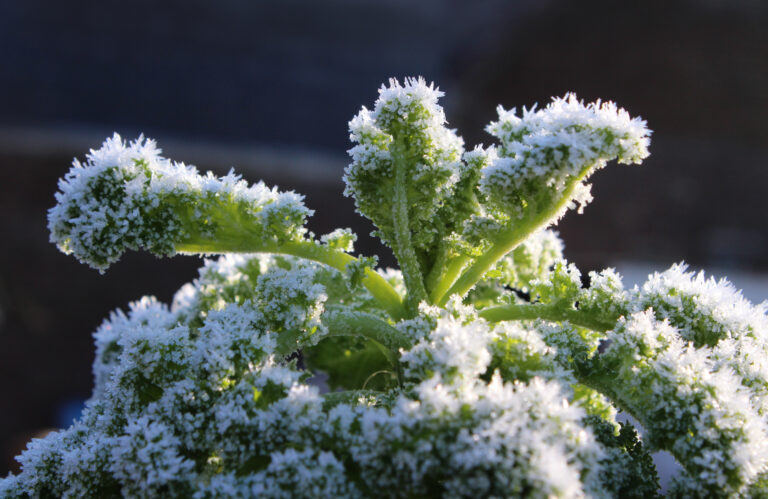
{"left": 48, "top": 134, "right": 310, "bottom": 271}
{"left": 401, "top": 310, "right": 493, "bottom": 383}
{"left": 481, "top": 93, "right": 651, "bottom": 219}
{"left": 345, "top": 77, "right": 463, "bottom": 183}
{"left": 632, "top": 263, "right": 768, "bottom": 344}
{"left": 343, "top": 77, "right": 464, "bottom": 250}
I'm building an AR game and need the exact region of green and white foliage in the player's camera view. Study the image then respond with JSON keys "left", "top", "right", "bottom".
{"left": 48, "top": 135, "right": 311, "bottom": 271}
{"left": 4, "top": 78, "right": 768, "bottom": 497}
{"left": 344, "top": 77, "right": 463, "bottom": 256}
{"left": 481, "top": 94, "right": 650, "bottom": 223}
{"left": 470, "top": 228, "right": 565, "bottom": 308}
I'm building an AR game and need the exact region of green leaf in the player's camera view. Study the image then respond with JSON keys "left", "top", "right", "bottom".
{"left": 585, "top": 415, "right": 661, "bottom": 498}
{"left": 304, "top": 336, "right": 395, "bottom": 391}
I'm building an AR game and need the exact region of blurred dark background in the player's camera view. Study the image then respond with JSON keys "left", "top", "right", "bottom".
{"left": 1, "top": 0, "right": 767, "bottom": 476}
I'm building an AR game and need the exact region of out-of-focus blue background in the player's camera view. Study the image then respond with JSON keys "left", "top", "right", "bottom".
{"left": 1, "top": 0, "right": 767, "bottom": 482}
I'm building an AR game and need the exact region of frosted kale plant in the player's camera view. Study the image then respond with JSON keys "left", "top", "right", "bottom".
{"left": 3, "top": 77, "right": 768, "bottom": 498}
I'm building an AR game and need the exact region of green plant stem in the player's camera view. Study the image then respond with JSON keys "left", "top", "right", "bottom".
{"left": 429, "top": 255, "right": 469, "bottom": 304}
{"left": 436, "top": 171, "right": 589, "bottom": 306}
{"left": 424, "top": 241, "right": 449, "bottom": 297}
{"left": 478, "top": 302, "right": 616, "bottom": 332}
{"left": 390, "top": 141, "right": 428, "bottom": 315}
{"left": 176, "top": 239, "right": 406, "bottom": 320}
{"left": 321, "top": 307, "right": 409, "bottom": 386}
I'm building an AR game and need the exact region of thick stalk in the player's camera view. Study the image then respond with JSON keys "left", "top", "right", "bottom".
{"left": 176, "top": 239, "right": 406, "bottom": 321}
{"left": 478, "top": 302, "right": 617, "bottom": 332}
{"left": 390, "top": 141, "right": 428, "bottom": 314}
{"left": 424, "top": 240, "right": 449, "bottom": 298}
{"left": 436, "top": 172, "right": 588, "bottom": 306}
{"left": 429, "top": 255, "right": 469, "bottom": 304}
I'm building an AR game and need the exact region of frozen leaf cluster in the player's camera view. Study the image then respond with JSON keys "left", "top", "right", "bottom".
{"left": 4, "top": 78, "right": 767, "bottom": 497}
{"left": 0, "top": 256, "right": 628, "bottom": 498}
{"left": 344, "top": 77, "right": 463, "bottom": 254}
{"left": 482, "top": 94, "right": 650, "bottom": 221}
{"left": 48, "top": 134, "right": 311, "bottom": 271}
